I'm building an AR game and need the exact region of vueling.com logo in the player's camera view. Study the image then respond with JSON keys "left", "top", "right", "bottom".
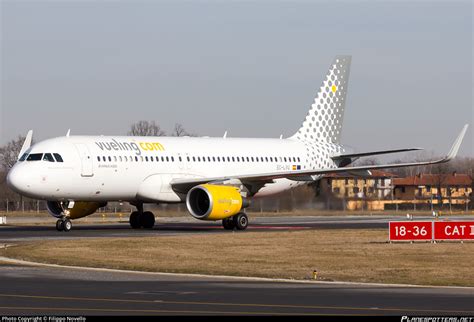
{"left": 95, "top": 139, "right": 165, "bottom": 156}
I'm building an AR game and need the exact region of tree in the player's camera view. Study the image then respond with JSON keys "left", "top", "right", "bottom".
{"left": 171, "top": 123, "right": 188, "bottom": 137}
{"left": 0, "top": 135, "right": 26, "bottom": 171}
{"left": 171, "top": 123, "right": 197, "bottom": 137}
{"left": 128, "top": 121, "right": 165, "bottom": 136}
{"left": 353, "top": 157, "right": 379, "bottom": 166}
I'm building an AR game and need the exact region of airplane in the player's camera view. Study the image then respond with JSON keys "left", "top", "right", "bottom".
{"left": 6, "top": 56, "right": 469, "bottom": 232}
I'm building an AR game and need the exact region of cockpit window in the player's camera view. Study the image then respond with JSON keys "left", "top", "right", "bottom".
{"left": 19, "top": 153, "right": 28, "bottom": 162}
{"left": 43, "top": 153, "right": 55, "bottom": 162}
{"left": 53, "top": 153, "right": 64, "bottom": 162}
{"left": 26, "top": 153, "right": 43, "bottom": 161}
{"left": 18, "top": 148, "right": 32, "bottom": 162}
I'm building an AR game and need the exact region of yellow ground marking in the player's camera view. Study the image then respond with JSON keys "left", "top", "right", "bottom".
{"left": 0, "top": 293, "right": 472, "bottom": 314}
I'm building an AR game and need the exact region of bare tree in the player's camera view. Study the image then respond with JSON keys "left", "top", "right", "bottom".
{"left": 0, "top": 135, "right": 26, "bottom": 171}
{"left": 171, "top": 123, "right": 198, "bottom": 137}
{"left": 353, "top": 157, "right": 379, "bottom": 166}
{"left": 128, "top": 121, "right": 165, "bottom": 136}
{"left": 171, "top": 123, "right": 188, "bottom": 137}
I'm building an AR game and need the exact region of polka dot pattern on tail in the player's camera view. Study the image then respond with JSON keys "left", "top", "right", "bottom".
{"left": 291, "top": 56, "right": 351, "bottom": 145}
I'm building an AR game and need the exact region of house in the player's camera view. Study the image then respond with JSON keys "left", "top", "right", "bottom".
{"left": 323, "top": 170, "right": 396, "bottom": 210}
{"left": 391, "top": 173, "right": 472, "bottom": 210}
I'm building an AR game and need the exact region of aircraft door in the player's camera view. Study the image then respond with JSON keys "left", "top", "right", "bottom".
{"left": 74, "top": 143, "right": 94, "bottom": 177}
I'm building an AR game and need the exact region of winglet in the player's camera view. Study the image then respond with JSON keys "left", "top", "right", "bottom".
{"left": 445, "top": 124, "right": 469, "bottom": 161}
{"left": 18, "top": 130, "right": 33, "bottom": 159}
{"left": 66, "top": 129, "right": 71, "bottom": 137}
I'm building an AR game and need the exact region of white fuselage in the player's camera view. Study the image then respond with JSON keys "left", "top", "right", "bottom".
{"left": 7, "top": 135, "right": 342, "bottom": 203}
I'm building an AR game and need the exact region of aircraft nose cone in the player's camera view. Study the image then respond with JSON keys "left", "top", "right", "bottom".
{"left": 7, "top": 166, "right": 28, "bottom": 194}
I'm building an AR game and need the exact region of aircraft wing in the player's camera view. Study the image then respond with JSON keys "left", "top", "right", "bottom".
{"left": 331, "top": 147, "right": 423, "bottom": 160}
{"left": 171, "top": 124, "right": 468, "bottom": 194}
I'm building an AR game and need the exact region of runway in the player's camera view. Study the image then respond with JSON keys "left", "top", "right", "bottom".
{"left": 1, "top": 215, "right": 473, "bottom": 315}
{"left": 0, "top": 260, "right": 473, "bottom": 316}
{"left": 2, "top": 215, "right": 472, "bottom": 242}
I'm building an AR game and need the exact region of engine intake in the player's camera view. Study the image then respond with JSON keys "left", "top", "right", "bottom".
{"left": 47, "top": 201, "right": 106, "bottom": 219}
{"left": 186, "top": 184, "right": 249, "bottom": 220}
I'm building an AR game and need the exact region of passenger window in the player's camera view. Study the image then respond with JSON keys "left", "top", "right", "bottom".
{"left": 179, "top": 156, "right": 182, "bottom": 162}
{"left": 217, "top": 157, "right": 220, "bottom": 162}
{"left": 97, "top": 156, "right": 101, "bottom": 162}
{"left": 108, "top": 156, "right": 112, "bottom": 162}
{"left": 135, "top": 156, "right": 138, "bottom": 162}
{"left": 43, "top": 153, "right": 55, "bottom": 162}
{"left": 114, "top": 156, "right": 117, "bottom": 162}
{"left": 145, "top": 156, "right": 148, "bottom": 162}
{"left": 27, "top": 153, "right": 43, "bottom": 161}
{"left": 166, "top": 156, "right": 169, "bottom": 162}
{"left": 297, "top": 157, "right": 301, "bottom": 162}
{"left": 171, "top": 156, "right": 175, "bottom": 162}
{"left": 232, "top": 157, "right": 235, "bottom": 162}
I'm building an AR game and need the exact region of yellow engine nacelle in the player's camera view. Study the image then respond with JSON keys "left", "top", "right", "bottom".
{"left": 186, "top": 184, "right": 249, "bottom": 220}
{"left": 47, "top": 201, "right": 107, "bottom": 219}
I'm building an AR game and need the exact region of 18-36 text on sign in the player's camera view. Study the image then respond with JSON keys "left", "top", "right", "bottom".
{"left": 389, "top": 221, "right": 433, "bottom": 241}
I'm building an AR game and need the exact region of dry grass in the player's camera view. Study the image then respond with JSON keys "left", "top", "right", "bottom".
{"left": 2, "top": 229, "right": 473, "bottom": 287}
{"left": 1, "top": 209, "right": 473, "bottom": 218}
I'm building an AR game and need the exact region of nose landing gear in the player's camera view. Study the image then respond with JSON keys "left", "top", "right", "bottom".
{"left": 56, "top": 218, "right": 72, "bottom": 232}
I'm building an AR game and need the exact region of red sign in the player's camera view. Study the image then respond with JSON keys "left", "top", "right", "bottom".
{"left": 434, "top": 221, "right": 474, "bottom": 240}
{"left": 389, "top": 221, "right": 433, "bottom": 241}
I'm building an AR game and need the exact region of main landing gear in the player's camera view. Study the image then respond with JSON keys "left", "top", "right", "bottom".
{"left": 56, "top": 218, "right": 72, "bottom": 232}
{"left": 222, "top": 212, "right": 248, "bottom": 231}
{"left": 129, "top": 203, "right": 155, "bottom": 229}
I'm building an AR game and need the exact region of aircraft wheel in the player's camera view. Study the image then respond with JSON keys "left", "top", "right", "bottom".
{"left": 141, "top": 211, "right": 155, "bottom": 229}
{"left": 63, "top": 218, "right": 72, "bottom": 232}
{"left": 233, "top": 213, "right": 248, "bottom": 230}
{"left": 129, "top": 211, "right": 141, "bottom": 229}
{"left": 222, "top": 218, "right": 235, "bottom": 230}
{"left": 56, "top": 219, "right": 64, "bottom": 231}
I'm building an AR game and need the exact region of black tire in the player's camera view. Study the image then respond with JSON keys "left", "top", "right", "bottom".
{"left": 129, "top": 211, "right": 141, "bottom": 229}
{"left": 222, "top": 218, "right": 235, "bottom": 230}
{"left": 233, "top": 213, "right": 248, "bottom": 230}
{"left": 56, "top": 219, "right": 64, "bottom": 231}
{"left": 140, "top": 211, "right": 155, "bottom": 229}
{"left": 63, "top": 219, "right": 72, "bottom": 232}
